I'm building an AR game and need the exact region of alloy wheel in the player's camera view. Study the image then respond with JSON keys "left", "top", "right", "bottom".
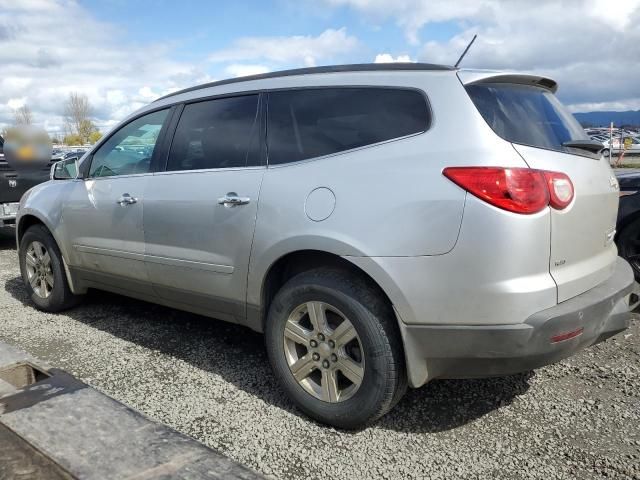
{"left": 283, "top": 301, "right": 365, "bottom": 403}
{"left": 24, "top": 241, "right": 54, "bottom": 299}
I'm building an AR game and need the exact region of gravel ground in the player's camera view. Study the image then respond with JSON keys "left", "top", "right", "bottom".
{"left": 0, "top": 229, "right": 639, "bottom": 480}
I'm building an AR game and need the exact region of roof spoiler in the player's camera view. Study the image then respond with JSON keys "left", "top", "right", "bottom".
{"left": 457, "top": 70, "right": 558, "bottom": 93}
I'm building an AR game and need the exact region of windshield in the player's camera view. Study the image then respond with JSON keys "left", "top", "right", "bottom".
{"left": 466, "top": 83, "right": 589, "bottom": 154}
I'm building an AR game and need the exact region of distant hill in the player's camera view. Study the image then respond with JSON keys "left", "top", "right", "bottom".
{"left": 574, "top": 110, "right": 640, "bottom": 127}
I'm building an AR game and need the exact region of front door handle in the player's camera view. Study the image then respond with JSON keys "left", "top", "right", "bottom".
{"left": 116, "top": 193, "right": 138, "bottom": 206}
{"left": 217, "top": 192, "right": 250, "bottom": 207}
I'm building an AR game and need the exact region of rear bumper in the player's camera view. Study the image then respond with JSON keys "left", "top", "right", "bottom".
{"left": 401, "top": 257, "right": 637, "bottom": 387}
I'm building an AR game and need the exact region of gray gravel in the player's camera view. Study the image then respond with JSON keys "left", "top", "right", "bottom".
{"left": 0, "top": 229, "right": 639, "bottom": 480}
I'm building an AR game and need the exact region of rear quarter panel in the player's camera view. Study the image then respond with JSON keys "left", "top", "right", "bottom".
{"left": 247, "top": 71, "right": 531, "bottom": 309}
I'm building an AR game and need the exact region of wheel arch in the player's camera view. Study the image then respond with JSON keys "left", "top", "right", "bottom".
{"left": 258, "top": 250, "right": 398, "bottom": 331}
{"left": 17, "top": 213, "right": 47, "bottom": 245}
{"left": 16, "top": 212, "right": 84, "bottom": 294}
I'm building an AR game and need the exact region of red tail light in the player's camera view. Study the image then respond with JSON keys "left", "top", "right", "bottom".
{"left": 544, "top": 171, "right": 574, "bottom": 210}
{"left": 443, "top": 167, "right": 573, "bottom": 214}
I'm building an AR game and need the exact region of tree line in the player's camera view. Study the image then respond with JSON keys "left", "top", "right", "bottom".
{"left": 4, "top": 92, "right": 103, "bottom": 145}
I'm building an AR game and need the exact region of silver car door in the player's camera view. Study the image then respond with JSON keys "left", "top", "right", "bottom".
{"left": 143, "top": 95, "right": 264, "bottom": 323}
{"left": 62, "top": 108, "right": 171, "bottom": 296}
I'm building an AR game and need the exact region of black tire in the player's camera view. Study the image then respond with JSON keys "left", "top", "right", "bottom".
{"left": 265, "top": 268, "right": 406, "bottom": 429}
{"left": 617, "top": 219, "right": 640, "bottom": 281}
{"left": 19, "top": 224, "right": 82, "bottom": 312}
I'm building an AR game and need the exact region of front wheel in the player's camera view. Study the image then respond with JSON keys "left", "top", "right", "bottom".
{"left": 19, "top": 224, "right": 83, "bottom": 312}
{"left": 265, "top": 268, "right": 406, "bottom": 429}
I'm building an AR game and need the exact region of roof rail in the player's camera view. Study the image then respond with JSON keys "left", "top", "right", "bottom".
{"left": 155, "top": 62, "right": 455, "bottom": 102}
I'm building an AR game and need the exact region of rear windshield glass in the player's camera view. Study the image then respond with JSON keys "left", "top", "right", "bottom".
{"left": 465, "top": 83, "right": 588, "bottom": 153}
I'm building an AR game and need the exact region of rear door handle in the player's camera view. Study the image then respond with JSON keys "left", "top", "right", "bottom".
{"left": 116, "top": 193, "right": 138, "bottom": 206}
{"left": 217, "top": 192, "right": 250, "bottom": 207}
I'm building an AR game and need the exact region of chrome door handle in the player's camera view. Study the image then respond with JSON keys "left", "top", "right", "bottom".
{"left": 116, "top": 193, "right": 138, "bottom": 206}
{"left": 217, "top": 192, "right": 250, "bottom": 207}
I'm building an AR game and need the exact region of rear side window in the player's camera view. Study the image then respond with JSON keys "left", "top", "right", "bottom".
{"left": 167, "top": 95, "right": 260, "bottom": 171}
{"left": 267, "top": 88, "right": 429, "bottom": 165}
{"left": 465, "top": 83, "right": 588, "bottom": 153}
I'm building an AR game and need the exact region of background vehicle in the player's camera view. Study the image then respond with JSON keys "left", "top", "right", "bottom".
{"left": 51, "top": 149, "right": 65, "bottom": 161}
{"left": 589, "top": 134, "right": 609, "bottom": 143}
{"left": 603, "top": 136, "right": 640, "bottom": 156}
{"left": 62, "top": 149, "right": 87, "bottom": 162}
{"left": 15, "top": 64, "right": 635, "bottom": 429}
{"left": 615, "top": 169, "right": 640, "bottom": 279}
{"left": 0, "top": 135, "right": 53, "bottom": 228}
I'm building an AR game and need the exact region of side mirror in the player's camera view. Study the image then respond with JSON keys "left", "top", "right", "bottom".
{"left": 51, "top": 158, "right": 79, "bottom": 180}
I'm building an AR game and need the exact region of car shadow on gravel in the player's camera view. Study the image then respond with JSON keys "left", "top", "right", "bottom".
{"left": 4, "top": 275, "right": 533, "bottom": 433}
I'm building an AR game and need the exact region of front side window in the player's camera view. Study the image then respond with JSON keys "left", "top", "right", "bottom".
{"left": 465, "top": 83, "right": 589, "bottom": 153}
{"left": 267, "top": 88, "right": 430, "bottom": 165}
{"left": 166, "top": 95, "right": 260, "bottom": 171}
{"left": 89, "top": 109, "right": 169, "bottom": 178}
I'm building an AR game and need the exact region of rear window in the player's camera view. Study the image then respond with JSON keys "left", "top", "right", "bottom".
{"left": 267, "top": 87, "right": 429, "bottom": 165}
{"left": 167, "top": 95, "right": 260, "bottom": 171}
{"left": 466, "top": 83, "right": 588, "bottom": 153}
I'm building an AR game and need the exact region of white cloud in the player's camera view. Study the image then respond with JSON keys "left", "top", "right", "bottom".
{"left": 0, "top": 4, "right": 361, "bottom": 136}
{"left": 225, "top": 64, "right": 270, "bottom": 78}
{"left": 567, "top": 99, "right": 640, "bottom": 114}
{"left": 7, "top": 98, "right": 26, "bottom": 110}
{"left": 323, "top": 0, "right": 640, "bottom": 111}
{"left": 0, "top": 1, "right": 213, "bottom": 134}
{"left": 374, "top": 53, "right": 414, "bottom": 63}
{"left": 209, "top": 28, "right": 360, "bottom": 67}
{"left": 323, "top": 0, "right": 485, "bottom": 44}
{"left": 139, "top": 87, "right": 159, "bottom": 100}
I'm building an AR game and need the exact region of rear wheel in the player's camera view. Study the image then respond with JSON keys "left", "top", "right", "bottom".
{"left": 19, "top": 225, "right": 83, "bottom": 312}
{"left": 265, "top": 268, "right": 406, "bottom": 429}
{"left": 617, "top": 219, "right": 640, "bottom": 281}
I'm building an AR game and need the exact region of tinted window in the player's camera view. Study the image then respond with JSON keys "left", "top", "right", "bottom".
{"left": 267, "top": 88, "right": 429, "bottom": 165}
{"left": 465, "top": 83, "right": 588, "bottom": 153}
{"left": 89, "top": 109, "right": 168, "bottom": 178}
{"left": 167, "top": 95, "right": 260, "bottom": 171}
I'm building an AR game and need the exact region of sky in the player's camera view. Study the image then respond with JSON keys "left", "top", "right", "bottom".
{"left": 0, "top": 0, "right": 639, "bottom": 136}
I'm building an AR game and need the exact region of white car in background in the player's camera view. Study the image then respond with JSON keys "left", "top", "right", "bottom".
{"left": 602, "top": 136, "right": 640, "bottom": 157}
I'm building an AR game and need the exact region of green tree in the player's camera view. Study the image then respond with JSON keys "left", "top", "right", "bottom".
{"left": 78, "top": 118, "right": 97, "bottom": 144}
{"left": 63, "top": 92, "right": 99, "bottom": 144}
{"left": 88, "top": 130, "right": 103, "bottom": 144}
{"left": 63, "top": 133, "right": 82, "bottom": 146}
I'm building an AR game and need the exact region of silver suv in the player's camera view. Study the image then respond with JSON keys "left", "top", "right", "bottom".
{"left": 16, "top": 64, "right": 636, "bottom": 429}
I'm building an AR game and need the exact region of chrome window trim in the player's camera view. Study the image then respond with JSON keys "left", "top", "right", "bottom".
{"left": 153, "top": 165, "right": 266, "bottom": 176}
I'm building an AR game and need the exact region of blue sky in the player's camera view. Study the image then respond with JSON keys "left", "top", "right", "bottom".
{"left": 0, "top": 0, "right": 638, "bottom": 134}
{"left": 82, "top": 0, "right": 460, "bottom": 62}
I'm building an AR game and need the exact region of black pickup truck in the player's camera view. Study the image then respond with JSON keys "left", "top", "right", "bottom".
{"left": 0, "top": 136, "right": 53, "bottom": 228}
